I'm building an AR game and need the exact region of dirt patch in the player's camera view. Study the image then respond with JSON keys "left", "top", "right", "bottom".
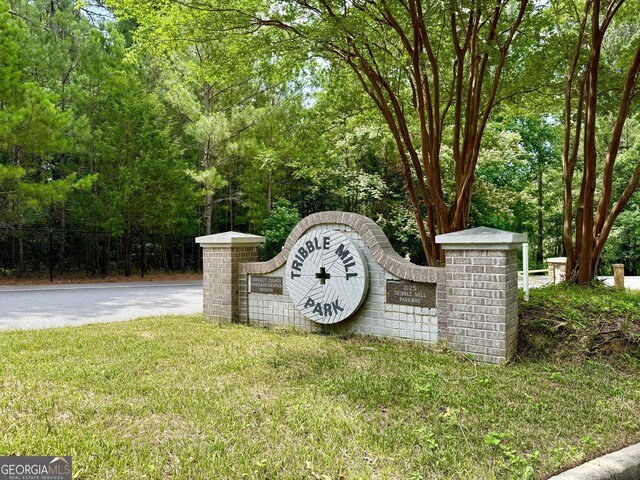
{"left": 518, "top": 304, "right": 640, "bottom": 360}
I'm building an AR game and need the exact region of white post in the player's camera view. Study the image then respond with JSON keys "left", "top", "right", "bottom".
{"left": 523, "top": 242, "right": 529, "bottom": 302}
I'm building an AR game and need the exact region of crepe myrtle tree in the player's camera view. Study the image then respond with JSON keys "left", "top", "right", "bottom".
{"left": 555, "top": 0, "right": 640, "bottom": 283}
{"left": 110, "top": 0, "right": 532, "bottom": 265}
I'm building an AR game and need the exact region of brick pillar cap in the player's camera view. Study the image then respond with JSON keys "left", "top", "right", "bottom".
{"left": 196, "top": 231, "right": 265, "bottom": 247}
{"left": 435, "top": 226, "right": 527, "bottom": 250}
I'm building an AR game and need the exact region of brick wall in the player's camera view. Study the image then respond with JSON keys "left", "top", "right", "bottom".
{"left": 245, "top": 223, "right": 443, "bottom": 343}
{"left": 239, "top": 212, "right": 446, "bottom": 344}
{"left": 199, "top": 213, "right": 525, "bottom": 365}
{"left": 444, "top": 249, "right": 519, "bottom": 364}
{"left": 202, "top": 245, "right": 259, "bottom": 322}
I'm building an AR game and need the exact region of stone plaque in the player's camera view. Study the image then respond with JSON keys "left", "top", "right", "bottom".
{"left": 285, "top": 229, "right": 369, "bottom": 324}
{"left": 250, "top": 276, "right": 283, "bottom": 294}
{"left": 386, "top": 280, "right": 436, "bottom": 307}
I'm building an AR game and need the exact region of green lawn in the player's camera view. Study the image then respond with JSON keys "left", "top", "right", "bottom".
{"left": 0, "top": 311, "right": 639, "bottom": 479}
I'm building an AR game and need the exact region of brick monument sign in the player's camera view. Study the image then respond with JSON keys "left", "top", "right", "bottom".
{"left": 196, "top": 212, "right": 526, "bottom": 364}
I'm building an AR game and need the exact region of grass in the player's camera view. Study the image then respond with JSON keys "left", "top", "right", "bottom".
{"left": 519, "top": 283, "right": 640, "bottom": 360}
{"left": 1, "top": 301, "right": 639, "bottom": 479}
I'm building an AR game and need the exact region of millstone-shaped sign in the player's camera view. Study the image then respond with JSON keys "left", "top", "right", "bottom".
{"left": 285, "top": 229, "right": 369, "bottom": 324}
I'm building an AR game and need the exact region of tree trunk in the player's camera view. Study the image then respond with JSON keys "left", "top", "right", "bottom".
{"left": 537, "top": 168, "right": 544, "bottom": 264}
{"left": 267, "top": 169, "right": 272, "bottom": 215}
{"left": 123, "top": 231, "right": 131, "bottom": 277}
{"left": 203, "top": 80, "right": 213, "bottom": 235}
{"left": 18, "top": 233, "right": 24, "bottom": 274}
{"left": 100, "top": 235, "right": 108, "bottom": 275}
{"left": 59, "top": 189, "right": 66, "bottom": 257}
{"left": 562, "top": 0, "right": 640, "bottom": 284}
{"left": 204, "top": 195, "right": 213, "bottom": 235}
{"left": 576, "top": 7, "right": 602, "bottom": 284}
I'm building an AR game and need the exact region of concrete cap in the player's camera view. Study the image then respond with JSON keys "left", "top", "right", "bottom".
{"left": 435, "top": 226, "right": 527, "bottom": 250}
{"left": 196, "top": 231, "right": 265, "bottom": 247}
{"left": 546, "top": 257, "right": 567, "bottom": 264}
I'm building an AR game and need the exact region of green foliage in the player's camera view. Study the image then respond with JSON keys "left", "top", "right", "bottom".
{"left": 601, "top": 206, "right": 640, "bottom": 275}
{"left": 186, "top": 167, "right": 227, "bottom": 197}
{"left": 376, "top": 205, "right": 427, "bottom": 265}
{"left": 472, "top": 126, "right": 534, "bottom": 232}
{"left": 0, "top": 0, "right": 72, "bottom": 156}
{"left": 1, "top": 0, "right": 199, "bottom": 239}
{"left": 260, "top": 199, "right": 300, "bottom": 259}
{"left": 0, "top": 163, "right": 97, "bottom": 228}
{"left": 598, "top": 118, "right": 640, "bottom": 274}
{"left": 2, "top": 0, "right": 640, "bottom": 276}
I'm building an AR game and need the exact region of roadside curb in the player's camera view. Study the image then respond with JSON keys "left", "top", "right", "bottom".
{"left": 548, "top": 443, "right": 640, "bottom": 479}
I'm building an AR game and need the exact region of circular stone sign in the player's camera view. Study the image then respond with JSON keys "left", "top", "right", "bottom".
{"left": 285, "top": 229, "right": 369, "bottom": 324}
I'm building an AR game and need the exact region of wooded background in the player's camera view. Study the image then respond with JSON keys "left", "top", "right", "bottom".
{"left": 2, "top": 0, "right": 640, "bottom": 281}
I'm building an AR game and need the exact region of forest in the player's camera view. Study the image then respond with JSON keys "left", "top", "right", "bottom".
{"left": 1, "top": 0, "right": 640, "bottom": 282}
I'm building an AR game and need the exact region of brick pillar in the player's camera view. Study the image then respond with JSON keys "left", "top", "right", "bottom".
{"left": 196, "top": 232, "right": 265, "bottom": 322}
{"left": 436, "top": 227, "right": 526, "bottom": 364}
{"left": 547, "top": 257, "right": 567, "bottom": 284}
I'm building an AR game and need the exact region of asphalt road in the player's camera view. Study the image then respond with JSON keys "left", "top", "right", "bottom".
{"left": 0, "top": 281, "right": 203, "bottom": 331}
